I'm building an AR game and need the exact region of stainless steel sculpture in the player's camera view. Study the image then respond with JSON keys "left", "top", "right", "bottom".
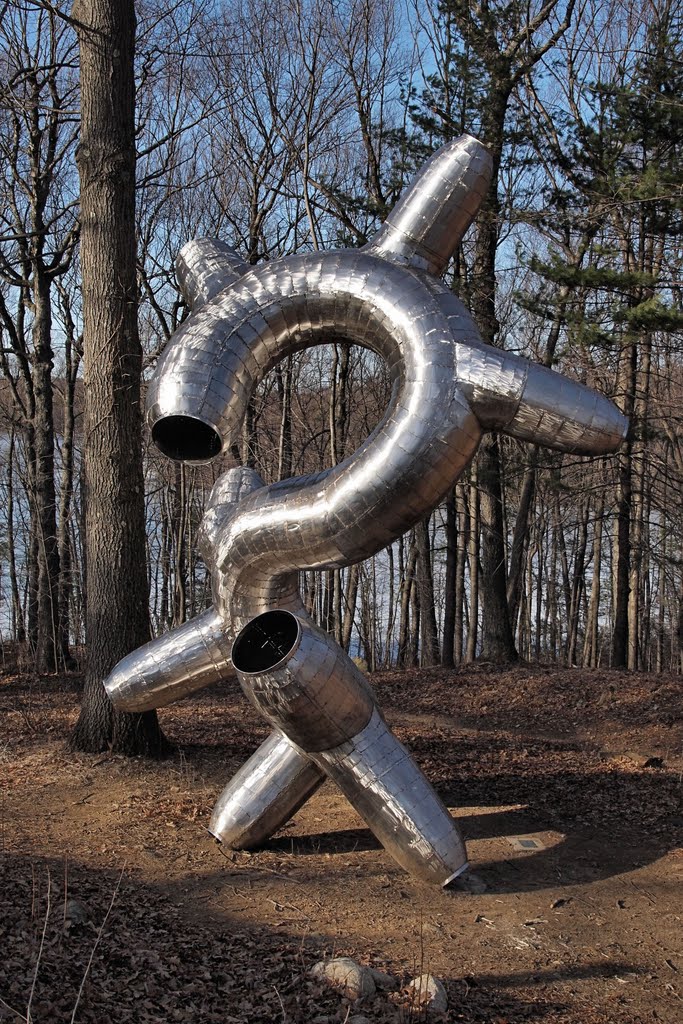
{"left": 105, "top": 135, "right": 627, "bottom": 886}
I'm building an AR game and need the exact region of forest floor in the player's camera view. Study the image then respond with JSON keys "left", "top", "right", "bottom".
{"left": 1, "top": 661, "right": 682, "bottom": 1024}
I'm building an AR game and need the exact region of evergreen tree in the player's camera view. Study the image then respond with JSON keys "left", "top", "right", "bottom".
{"left": 519, "top": 0, "right": 683, "bottom": 666}
{"left": 400, "top": 0, "right": 577, "bottom": 662}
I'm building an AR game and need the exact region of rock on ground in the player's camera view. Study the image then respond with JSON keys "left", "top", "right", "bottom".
{"left": 63, "top": 898, "right": 89, "bottom": 928}
{"left": 406, "top": 973, "right": 448, "bottom": 1013}
{"left": 310, "top": 957, "right": 376, "bottom": 1000}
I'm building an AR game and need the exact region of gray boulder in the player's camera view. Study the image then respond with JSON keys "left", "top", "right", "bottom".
{"left": 310, "top": 957, "right": 376, "bottom": 1000}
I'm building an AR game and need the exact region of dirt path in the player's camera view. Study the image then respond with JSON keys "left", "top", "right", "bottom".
{"left": 1, "top": 664, "right": 681, "bottom": 1022}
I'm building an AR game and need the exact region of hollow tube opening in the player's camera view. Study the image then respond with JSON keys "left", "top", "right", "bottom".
{"left": 232, "top": 610, "right": 300, "bottom": 673}
{"left": 152, "top": 415, "right": 222, "bottom": 462}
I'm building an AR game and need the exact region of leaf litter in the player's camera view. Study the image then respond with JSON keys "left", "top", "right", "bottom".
{"left": 1, "top": 663, "right": 681, "bottom": 1022}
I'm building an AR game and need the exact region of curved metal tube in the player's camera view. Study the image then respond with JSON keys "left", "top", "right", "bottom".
{"left": 317, "top": 707, "right": 467, "bottom": 885}
{"left": 105, "top": 134, "right": 628, "bottom": 884}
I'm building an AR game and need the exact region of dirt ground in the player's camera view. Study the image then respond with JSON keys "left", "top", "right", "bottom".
{"left": 1, "top": 662, "right": 682, "bottom": 1023}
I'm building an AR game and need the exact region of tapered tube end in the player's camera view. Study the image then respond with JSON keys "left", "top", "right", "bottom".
{"left": 364, "top": 134, "right": 492, "bottom": 276}
{"left": 511, "top": 367, "right": 629, "bottom": 455}
{"left": 177, "top": 237, "right": 248, "bottom": 311}
{"left": 103, "top": 608, "right": 233, "bottom": 711}
{"left": 316, "top": 708, "right": 468, "bottom": 885}
{"left": 209, "top": 731, "right": 324, "bottom": 848}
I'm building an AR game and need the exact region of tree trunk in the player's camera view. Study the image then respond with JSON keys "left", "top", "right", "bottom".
{"left": 277, "top": 355, "right": 293, "bottom": 479}
{"left": 627, "top": 334, "right": 651, "bottom": 670}
{"left": 507, "top": 286, "right": 569, "bottom": 632}
{"left": 408, "top": 561, "right": 420, "bottom": 668}
{"left": 441, "top": 490, "right": 457, "bottom": 667}
{"left": 507, "top": 453, "right": 537, "bottom": 634}
{"left": 57, "top": 316, "right": 79, "bottom": 668}
{"left": 397, "top": 534, "right": 417, "bottom": 667}
{"left": 6, "top": 428, "right": 26, "bottom": 643}
{"left": 656, "top": 446, "right": 668, "bottom": 673}
{"left": 478, "top": 435, "right": 517, "bottom": 661}
{"left": 567, "top": 497, "right": 589, "bottom": 665}
{"left": 416, "top": 515, "right": 440, "bottom": 666}
{"left": 453, "top": 482, "right": 468, "bottom": 665}
{"left": 548, "top": 525, "right": 559, "bottom": 661}
{"left": 69, "top": 0, "right": 168, "bottom": 755}
{"left": 32, "top": 276, "right": 63, "bottom": 672}
{"left": 465, "top": 470, "right": 480, "bottom": 663}
{"left": 26, "top": 454, "right": 40, "bottom": 654}
{"left": 583, "top": 490, "right": 604, "bottom": 668}
{"left": 341, "top": 563, "right": 359, "bottom": 653}
{"left": 172, "top": 462, "right": 187, "bottom": 627}
{"left": 612, "top": 340, "right": 636, "bottom": 667}
{"left": 469, "top": 82, "right": 517, "bottom": 663}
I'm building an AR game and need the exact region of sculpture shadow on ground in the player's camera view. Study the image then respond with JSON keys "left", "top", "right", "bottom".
{"left": 257, "top": 760, "right": 679, "bottom": 896}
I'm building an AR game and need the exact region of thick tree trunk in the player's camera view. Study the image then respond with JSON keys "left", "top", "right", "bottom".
{"left": 469, "top": 85, "right": 517, "bottom": 663}
{"left": 69, "top": 0, "right": 168, "bottom": 755}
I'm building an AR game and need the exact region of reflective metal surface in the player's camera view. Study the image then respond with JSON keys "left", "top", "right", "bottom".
{"left": 105, "top": 134, "right": 628, "bottom": 885}
{"left": 316, "top": 706, "right": 468, "bottom": 886}
{"left": 208, "top": 728, "right": 324, "bottom": 850}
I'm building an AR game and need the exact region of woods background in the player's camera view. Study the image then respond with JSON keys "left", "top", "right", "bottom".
{"left": 1, "top": 0, "right": 682, "bottom": 682}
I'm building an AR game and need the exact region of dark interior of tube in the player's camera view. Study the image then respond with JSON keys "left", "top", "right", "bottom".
{"left": 152, "top": 415, "right": 222, "bottom": 462}
{"left": 232, "top": 610, "right": 299, "bottom": 673}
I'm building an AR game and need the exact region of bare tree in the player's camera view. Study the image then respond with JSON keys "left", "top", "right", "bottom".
{"left": 0, "top": 3, "right": 80, "bottom": 670}
{"left": 69, "top": 0, "right": 167, "bottom": 754}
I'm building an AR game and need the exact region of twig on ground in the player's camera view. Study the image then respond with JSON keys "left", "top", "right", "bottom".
{"left": 273, "top": 984, "right": 287, "bottom": 1022}
{"left": 0, "top": 994, "right": 25, "bottom": 1020}
{"left": 26, "top": 866, "right": 51, "bottom": 1024}
{"left": 63, "top": 854, "right": 68, "bottom": 930}
{"left": 69, "top": 865, "right": 125, "bottom": 1024}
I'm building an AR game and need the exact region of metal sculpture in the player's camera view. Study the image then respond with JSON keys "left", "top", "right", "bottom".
{"left": 105, "top": 135, "right": 627, "bottom": 886}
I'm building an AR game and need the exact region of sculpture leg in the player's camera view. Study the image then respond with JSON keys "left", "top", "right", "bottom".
{"left": 314, "top": 708, "right": 467, "bottom": 886}
{"left": 209, "top": 730, "right": 324, "bottom": 848}
{"left": 232, "top": 610, "right": 468, "bottom": 884}
{"left": 104, "top": 608, "right": 233, "bottom": 711}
